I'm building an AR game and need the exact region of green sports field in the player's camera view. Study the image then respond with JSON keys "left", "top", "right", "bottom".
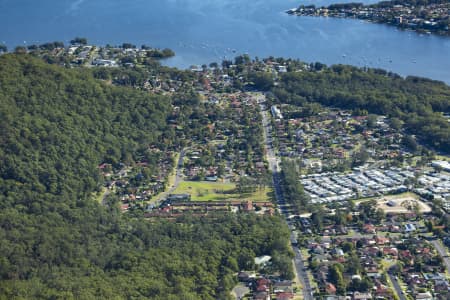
{"left": 172, "top": 181, "right": 272, "bottom": 202}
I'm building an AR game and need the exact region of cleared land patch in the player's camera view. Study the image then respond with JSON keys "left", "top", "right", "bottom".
{"left": 377, "top": 193, "right": 431, "bottom": 214}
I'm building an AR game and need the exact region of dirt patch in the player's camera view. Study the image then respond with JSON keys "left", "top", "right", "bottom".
{"left": 377, "top": 195, "right": 431, "bottom": 214}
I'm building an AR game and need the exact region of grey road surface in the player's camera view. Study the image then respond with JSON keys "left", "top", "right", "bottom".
{"left": 259, "top": 96, "right": 314, "bottom": 300}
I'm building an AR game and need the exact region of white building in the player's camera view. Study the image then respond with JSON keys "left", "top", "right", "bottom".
{"left": 431, "top": 160, "right": 450, "bottom": 172}
{"left": 271, "top": 105, "right": 283, "bottom": 119}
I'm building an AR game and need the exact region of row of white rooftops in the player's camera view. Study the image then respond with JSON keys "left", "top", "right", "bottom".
{"left": 415, "top": 172, "right": 450, "bottom": 201}
{"left": 301, "top": 168, "right": 415, "bottom": 204}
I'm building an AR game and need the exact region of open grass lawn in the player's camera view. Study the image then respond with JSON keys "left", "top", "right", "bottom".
{"left": 209, "top": 139, "right": 228, "bottom": 145}
{"left": 381, "top": 258, "right": 396, "bottom": 270}
{"left": 435, "top": 155, "right": 449, "bottom": 161}
{"left": 92, "top": 187, "right": 106, "bottom": 204}
{"left": 172, "top": 180, "right": 272, "bottom": 202}
{"left": 301, "top": 248, "right": 310, "bottom": 261}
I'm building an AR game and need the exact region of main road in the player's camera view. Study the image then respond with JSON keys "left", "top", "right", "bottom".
{"left": 257, "top": 94, "right": 314, "bottom": 300}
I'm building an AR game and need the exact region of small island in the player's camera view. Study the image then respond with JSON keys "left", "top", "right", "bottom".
{"left": 287, "top": 0, "right": 450, "bottom": 37}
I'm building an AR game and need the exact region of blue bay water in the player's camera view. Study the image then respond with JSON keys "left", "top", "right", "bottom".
{"left": 1, "top": 0, "right": 450, "bottom": 83}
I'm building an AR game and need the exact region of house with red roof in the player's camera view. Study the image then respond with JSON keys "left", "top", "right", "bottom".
{"left": 375, "top": 236, "right": 390, "bottom": 245}
{"left": 363, "top": 224, "right": 376, "bottom": 234}
{"left": 383, "top": 247, "right": 398, "bottom": 258}
{"left": 326, "top": 283, "right": 337, "bottom": 295}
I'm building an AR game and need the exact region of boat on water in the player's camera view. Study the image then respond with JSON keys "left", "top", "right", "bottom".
{"left": 286, "top": 8, "right": 297, "bottom": 14}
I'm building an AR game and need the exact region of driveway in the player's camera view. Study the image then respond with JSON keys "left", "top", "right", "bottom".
{"left": 231, "top": 285, "right": 249, "bottom": 300}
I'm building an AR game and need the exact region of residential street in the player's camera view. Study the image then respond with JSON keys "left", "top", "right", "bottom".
{"left": 388, "top": 268, "right": 407, "bottom": 300}
{"left": 173, "top": 148, "right": 186, "bottom": 190}
{"left": 258, "top": 95, "right": 314, "bottom": 300}
{"left": 153, "top": 148, "right": 186, "bottom": 203}
{"left": 431, "top": 239, "right": 450, "bottom": 272}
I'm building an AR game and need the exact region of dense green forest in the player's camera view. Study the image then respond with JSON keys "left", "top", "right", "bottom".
{"left": 0, "top": 54, "right": 173, "bottom": 209}
{"left": 0, "top": 54, "right": 292, "bottom": 299}
{"left": 0, "top": 209, "right": 291, "bottom": 299}
{"left": 271, "top": 64, "right": 450, "bottom": 153}
{"left": 279, "top": 159, "right": 310, "bottom": 213}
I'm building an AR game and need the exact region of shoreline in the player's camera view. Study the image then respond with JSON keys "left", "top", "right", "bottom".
{"left": 287, "top": 1, "right": 450, "bottom": 38}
